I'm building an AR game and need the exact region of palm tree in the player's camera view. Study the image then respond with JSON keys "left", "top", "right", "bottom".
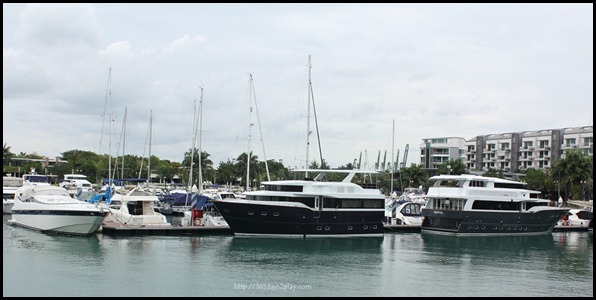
{"left": 3, "top": 143, "right": 14, "bottom": 166}
{"left": 402, "top": 164, "right": 428, "bottom": 190}
{"left": 182, "top": 148, "right": 214, "bottom": 188}
{"left": 236, "top": 152, "right": 259, "bottom": 190}
{"left": 437, "top": 159, "right": 467, "bottom": 175}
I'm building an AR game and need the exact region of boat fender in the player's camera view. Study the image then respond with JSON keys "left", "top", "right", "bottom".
{"left": 194, "top": 218, "right": 202, "bottom": 226}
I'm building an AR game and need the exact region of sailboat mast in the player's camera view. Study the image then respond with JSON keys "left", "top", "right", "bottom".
{"left": 246, "top": 74, "right": 253, "bottom": 192}
{"left": 107, "top": 67, "right": 113, "bottom": 185}
{"left": 121, "top": 107, "right": 127, "bottom": 179}
{"left": 251, "top": 74, "right": 270, "bottom": 181}
{"left": 306, "top": 55, "right": 312, "bottom": 177}
{"left": 189, "top": 99, "right": 196, "bottom": 193}
{"left": 148, "top": 109, "right": 152, "bottom": 182}
{"left": 197, "top": 87, "right": 204, "bottom": 194}
{"left": 391, "top": 119, "right": 395, "bottom": 195}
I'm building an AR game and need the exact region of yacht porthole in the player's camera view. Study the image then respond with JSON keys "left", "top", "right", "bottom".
{"left": 248, "top": 211, "right": 254, "bottom": 216}
{"left": 507, "top": 227, "right": 511, "bottom": 230}
{"left": 467, "top": 225, "right": 472, "bottom": 229}
{"left": 316, "top": 226, "right": 322, "bottom": 230}
{"left": 524, "top": 227, "right": 528, "bottom": 230}
{"left": 363, "top": 225, "right": 368, "bottom": 230}
{"left": 273, "top": 212, "right": 279, "bottom": 217}
{"left": 347, "top": 226, "right": 353, "bottom": 230}
{"left": 373, "top": 225, "right": 377, "bottom": 229}
{"left": 499, "top": 227, "right": 503, "bottom": 230}
{"left": 475, "top": 226, "right": 479, "bottom": 229}
{"left": 493, "top": 226, "right": 498, "bottom": 230}
{"left": 324, "top": 226, "right": 330, "bottom": 231}
{"left": 481, "top": 226, "right": 486, "bottom": 229}
{"left": 261, "top": 212, "right": 267, "bottom": 216}
{"left": 513, "top": 227, "right": 517, "bottom": 230}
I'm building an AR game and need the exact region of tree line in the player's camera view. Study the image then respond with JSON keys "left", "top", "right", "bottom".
{"left": 3, "top": 143, "right": 592, "bottom": 200}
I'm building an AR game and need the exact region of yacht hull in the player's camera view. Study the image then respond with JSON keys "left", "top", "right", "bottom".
{"left": 421, "top": 209, "right": 569, "bottom": 236}
{"left": 214, "top": 200, "right": 384, "bottom": 237}
{"left": 11, "top": 210, "right": 107, "bottom": 235}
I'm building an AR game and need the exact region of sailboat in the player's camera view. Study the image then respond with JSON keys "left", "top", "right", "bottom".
{"left": 93, "top": 70, "right": 169, "bottom": 227}
{"left": 179, "top": 87, "right": 229, "bottom": 228}
{"left": 212, "top": 56, "right": 386, "bottom": 237}
{"left": 244, "top": 73, "right": 270, "bottom": 191}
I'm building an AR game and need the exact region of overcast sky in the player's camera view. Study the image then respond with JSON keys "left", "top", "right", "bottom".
{"left": 3, "top": 3, "right": 593, "bottom": 170}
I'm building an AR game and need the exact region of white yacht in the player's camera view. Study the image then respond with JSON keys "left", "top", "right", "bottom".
{"left": 3, "top": 176, "right": 23, "bottom": 214}
{"left": 421, "top": 174, "right": 569, "bottom": 236}
{"left": 555, "top": 208, "right": 593, "bottom": 231}
{"left": 22, "top": 169, "right": 51, "bottom": 187}
{"left": 385, "top": 199, "right": 423, "bottom": 226}
{"left": 103, "top": 185, "right": 170, "bottom": 226}
{"left": 180, "top": 193, "right": 229, "bottom": 227}
{"left": 59, "top": 174, "right": 97, "bottom": 201}
{"left": 10, "top": 185, "right": 108, "bottom": 235}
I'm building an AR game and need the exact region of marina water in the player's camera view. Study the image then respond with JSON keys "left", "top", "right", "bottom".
{"left": 3, "top": 215, "right": 592, "bottom": 297}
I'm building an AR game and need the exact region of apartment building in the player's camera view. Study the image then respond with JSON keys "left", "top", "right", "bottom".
{"left": 419, "top": 125, "right": 593, "bottom": 174}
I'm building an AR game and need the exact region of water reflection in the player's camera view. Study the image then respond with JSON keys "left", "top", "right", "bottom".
{"left": 4, "top": 214, "right": 103, "bottom": 259}
{"left": 420, "top": 233, "right": 593, "bottom": 278}
{"left": 216, "top": 236, "right": 385, "bottom": 296}
{"left": 421, "top": 233, "right": 557, "bottom": 252}
{"left": 223, "top": 237, "right": 383, "bottom": 271}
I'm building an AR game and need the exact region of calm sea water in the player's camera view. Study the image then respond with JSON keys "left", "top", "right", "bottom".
{"left": 3, "top": 214, "right": 593, "bottom": 297}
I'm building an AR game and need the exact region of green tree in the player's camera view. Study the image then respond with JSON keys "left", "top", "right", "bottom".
{"left": 216, "top": 159, "right": 240, "bottom": 186}
{"left": 235, "top": 152, "right": 259, "bottom": 190}
{"left": 522, "top": 168, "right": 547, "bottom": 194}
{"left": 182, "top": 148, "right": 214, "bottom": 188}
{"left": 401, "top": 164, "right": 428, "bottom": 190}
{"left": 437, "top": 159, "right": 467, "bottom": 175}
{"left": 553, "top": 149, "right": 593, "bottom": 200}
{"left": 482, "top": 168, "right": 504, "bottom": 178}
{"left": 259, "top": 159, "right": 290, "bottom": 181}
{"left": 3, "top": 143, "right": 15, "bottom": 166}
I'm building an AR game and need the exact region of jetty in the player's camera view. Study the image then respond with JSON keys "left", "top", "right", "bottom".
{"left": 100, "top": 221, "right": 233, "bottom": 236}
{"left": 383, "top": 224, "right": 421, "bottom": 232}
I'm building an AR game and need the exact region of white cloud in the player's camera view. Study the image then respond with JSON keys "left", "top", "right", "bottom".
{"left": 3, "top": 3, "right": 593, "bottom": 170}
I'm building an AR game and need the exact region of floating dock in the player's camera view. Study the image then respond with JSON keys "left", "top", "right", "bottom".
{"left": 553, "top": 225, "right": 589, "bottom": 232}
{"left": 100, "top": 221, "right": 233, "bottom": 236}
